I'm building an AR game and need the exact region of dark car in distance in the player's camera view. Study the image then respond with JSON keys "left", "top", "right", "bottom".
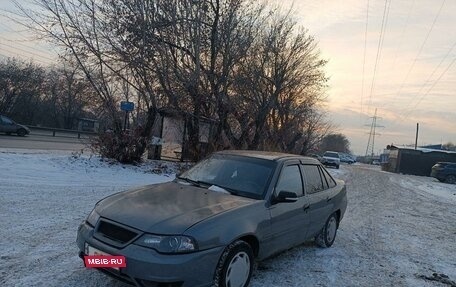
{"left": 431, "top": 162, "right": 456, "bottom": 184}
{"left": 77, "top": 150, "right": 347, "bottom": 287}
{"left": 0, "top": 115, "right": 30, "bottom": 136}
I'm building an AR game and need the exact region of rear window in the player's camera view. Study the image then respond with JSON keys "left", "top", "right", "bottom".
{"left": 324, "top": 152, "right": 339, "bottom": 158}
{"left": 320, "top": 167, "right": 337, "bottom": 188}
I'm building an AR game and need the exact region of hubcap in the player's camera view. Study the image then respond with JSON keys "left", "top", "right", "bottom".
{"left": 448, "top": 175, "right": 456, "bottom": 184}
{"left": 326, "top": 217, "right": 337, "bottom": 243}
{"left": 225, "top": 251, "right": 250, "bottom": 287}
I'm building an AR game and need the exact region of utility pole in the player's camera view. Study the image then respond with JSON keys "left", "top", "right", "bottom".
{"left": 365, "top": 108, "right": 384, "bottom": 157}
{"left": 415, "top": 123, "right": 419, "bottom": 150}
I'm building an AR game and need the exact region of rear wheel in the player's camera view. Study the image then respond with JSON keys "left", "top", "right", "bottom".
{"left": 315, "top": 213, "right": 338, "bottom": 248}
{"left": 446, "top": 175, "right": 456, "bottom": 184}
{"left": 214, "top": 240, "right": 254, "bottom": 287}
{"left": 17, "top": 129, "right": 27, "bottom": 137}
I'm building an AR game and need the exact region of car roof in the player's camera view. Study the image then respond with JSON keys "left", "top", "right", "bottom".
{"left": 215, "top": 150, "right": 320, "bottom": 164}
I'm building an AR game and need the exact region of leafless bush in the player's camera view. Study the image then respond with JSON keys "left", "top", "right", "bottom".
{"left": 90, "top": 128, "right": 148, "bottom": 164}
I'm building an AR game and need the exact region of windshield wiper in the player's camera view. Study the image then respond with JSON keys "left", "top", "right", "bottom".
{"left": 176, "top": 177, "right": 240, "bottom": 195}
{"left": 176, "top": 176, "right": 211, "bottom": 188}
{"left": 210, "top": 184, "right": 240, "bottom": 196}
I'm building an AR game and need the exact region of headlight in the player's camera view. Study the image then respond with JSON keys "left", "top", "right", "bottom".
{"left": 134, "top": 234, "right": 197, "bottom": 254}
{"left": 86, "top": 208, "right": 100, "bottom": 227}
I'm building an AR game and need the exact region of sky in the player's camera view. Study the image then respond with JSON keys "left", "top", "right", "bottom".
{"left": 0, "top": 0, "right": 455, "bottom": 155}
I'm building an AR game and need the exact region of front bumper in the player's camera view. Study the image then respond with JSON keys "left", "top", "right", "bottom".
{"left": 430, "top": 170, "right": 446, "bottom": 181}
{"left": 77, "top": 221, "right": 224, "bottom": 287}
{"left": 323, "top": 161, "right": 339, "bottom": 167}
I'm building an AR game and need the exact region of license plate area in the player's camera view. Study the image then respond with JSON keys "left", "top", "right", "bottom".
{"left": 85, "top": 243, "right": 121, "bottom": 270}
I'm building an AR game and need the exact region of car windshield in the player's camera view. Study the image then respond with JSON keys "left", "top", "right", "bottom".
{"left": 1, "top": 116, "right": 14, "bottom": 124}
{"left": 324, "top": 152, "right": 339, "bottom": 158}
{"left": 178, "top": 154, "right": 275, "bottom": 199}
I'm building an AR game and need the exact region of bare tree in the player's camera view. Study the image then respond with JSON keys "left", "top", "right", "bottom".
{"left": 230, "top": 9, "right": 328, "bottom": 152}
{"left": 0, "top": 58, "right": 94, "bottom": 128}
{"left": 0, "top": 58, "right": 46, "bottom": 124}
{"left": 319, "top": 133, "right": 351, "bottom": 154}
{"left": 14, "top": 0, "right": 332, "bottom": 162}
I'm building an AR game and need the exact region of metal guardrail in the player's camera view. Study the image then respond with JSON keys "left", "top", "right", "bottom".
{"left": 26, "top": 125, "right": 97, "bottom": 139}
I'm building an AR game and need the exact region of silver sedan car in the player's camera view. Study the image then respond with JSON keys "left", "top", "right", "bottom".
{"left": 77, "top": 150, "right": 347, "bottom": 287}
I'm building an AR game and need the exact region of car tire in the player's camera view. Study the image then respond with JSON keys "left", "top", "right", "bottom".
{"left": 336, "top": 165, "right": 340, "bottom": 169}
{"left": 446, "top": 175, "right": 456, "bottom": 184}
{"left": 17, "top": 129, "right": 27, "bottom": 137}
{"left": 214, "top": 240, "right": 254, "bottom": 287}
{"left": 315, "top": 213, "right": 338, "bottom": 248}
{"left": 6, "top": 132, "right": 11, "bottom": 135}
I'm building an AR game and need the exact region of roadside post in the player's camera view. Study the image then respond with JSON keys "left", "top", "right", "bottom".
{"left": 120, "top": 101, "right": 135, "bottom": 131}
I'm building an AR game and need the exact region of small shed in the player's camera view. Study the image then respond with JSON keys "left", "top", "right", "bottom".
{"left": 383, "top": 146, "right": 456, "bottom": 176}
{"left": 78, "top": 118, "right": 99, "bottom": 132}
{"left": 148, "top": 108, "right": 217, "bottom": 161}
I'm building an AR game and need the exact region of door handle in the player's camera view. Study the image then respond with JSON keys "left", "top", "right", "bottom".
{"left": 326, "top": 197, "right": 332, "bottom": 202}
{"left": 303, "top": 204, "right": 310, "bottom": 211}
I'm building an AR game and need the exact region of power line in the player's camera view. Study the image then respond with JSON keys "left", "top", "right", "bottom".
{"left": 366, "top": 0, "right": 390, "bottom": 115}
{"left": 360, "top": 0, "right": 370, "bottom": 116}
{"left": 391, "top": 0, "right": 446, "bottom": 104}
{"left": 401, "top": 56, "right": 456, "bottom": 121}
{"left": 0, "top": 36, "right": 55, "bottom": 58}
{"left": 0, "top": 42, "right": 55, "bottom": 62}
{"left": 402, "top": 40, "right": 456, "bottom": 116}
{"left": 389, "top": 0, "right": 415, "bottom": 70}
{"left": 0, "top": 47, "right": 51, "bottom": 65}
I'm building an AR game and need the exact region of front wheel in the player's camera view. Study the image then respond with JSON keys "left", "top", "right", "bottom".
{"left": 214, "top": 240, "right": 254, "bottom": 287}
{"left": 446, "top": 175, "right": 456, "bottom": 184}
{"left": 17, "top": 129, "right": 27, "bottom": 137}
{"left": 315, "top": 213, "right": 338, "bottom": 248}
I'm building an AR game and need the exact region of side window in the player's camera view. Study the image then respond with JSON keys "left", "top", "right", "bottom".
{"left": 276, "top": 165, "right": 303, "bottom": 197}
{"left": 302, "top": 165, "right": 324, "bottom": 194}
{"left": 320, "top": 167, "right": 337, "bottom": 188}
{"left": 1, "top": 116, "right": 13, "bottom": 124}
{"left": 320, "top": 167, "right": 329, "bottom": 190}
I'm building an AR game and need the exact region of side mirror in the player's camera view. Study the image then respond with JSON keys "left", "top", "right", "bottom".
{"left": 274, "top": 190, "right": 298, "bottom": 203}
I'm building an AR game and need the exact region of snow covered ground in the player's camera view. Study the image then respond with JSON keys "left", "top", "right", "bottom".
{"left": 0, "top": 151, "right": 455, "bottom": 287}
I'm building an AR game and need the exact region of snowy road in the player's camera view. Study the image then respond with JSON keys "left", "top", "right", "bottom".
{"left": 0, "top": 134, "right": 88, "bottom": 151}
{"left": 0, "top": 152, "right": 455, "bottom": 287}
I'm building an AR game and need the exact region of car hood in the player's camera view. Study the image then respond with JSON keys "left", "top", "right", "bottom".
{"left": 96, "top": 181, "right": 255, "bottom": 234}
{"left": 18, "top": 124, "right": 30, "bottom": 132}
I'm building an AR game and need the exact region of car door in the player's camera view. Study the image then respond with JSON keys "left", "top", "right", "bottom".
{"left": 0, "top": 116, "right": 16, "bottom": 133}
{"left": 301, "top": 164, "right": 335, "bottom": 238}
{"left": 267, "top": 162, "right": 311, "bottom": 254}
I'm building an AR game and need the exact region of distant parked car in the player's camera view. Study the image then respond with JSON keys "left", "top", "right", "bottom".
{"left": 0, "top": 115, "right": 30, "bottom": 136}
{"left": 431, "top": 162, "right": 456, "bottom": 184}
{"left": 309, "top": 153, "right": 322, "bottom": 162}
{"left": 77, "top": 150, "right": 347, "bottom": 287}
{"left": 321, "top": 151, "right": 340, "bottom": 169}
{"left": 339, "top": 153, "right": 355, "bottom": 164}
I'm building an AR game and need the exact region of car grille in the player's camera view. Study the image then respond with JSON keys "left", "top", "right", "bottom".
{"left": 95, "top": 220, "right": 139, "bottom": 245}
